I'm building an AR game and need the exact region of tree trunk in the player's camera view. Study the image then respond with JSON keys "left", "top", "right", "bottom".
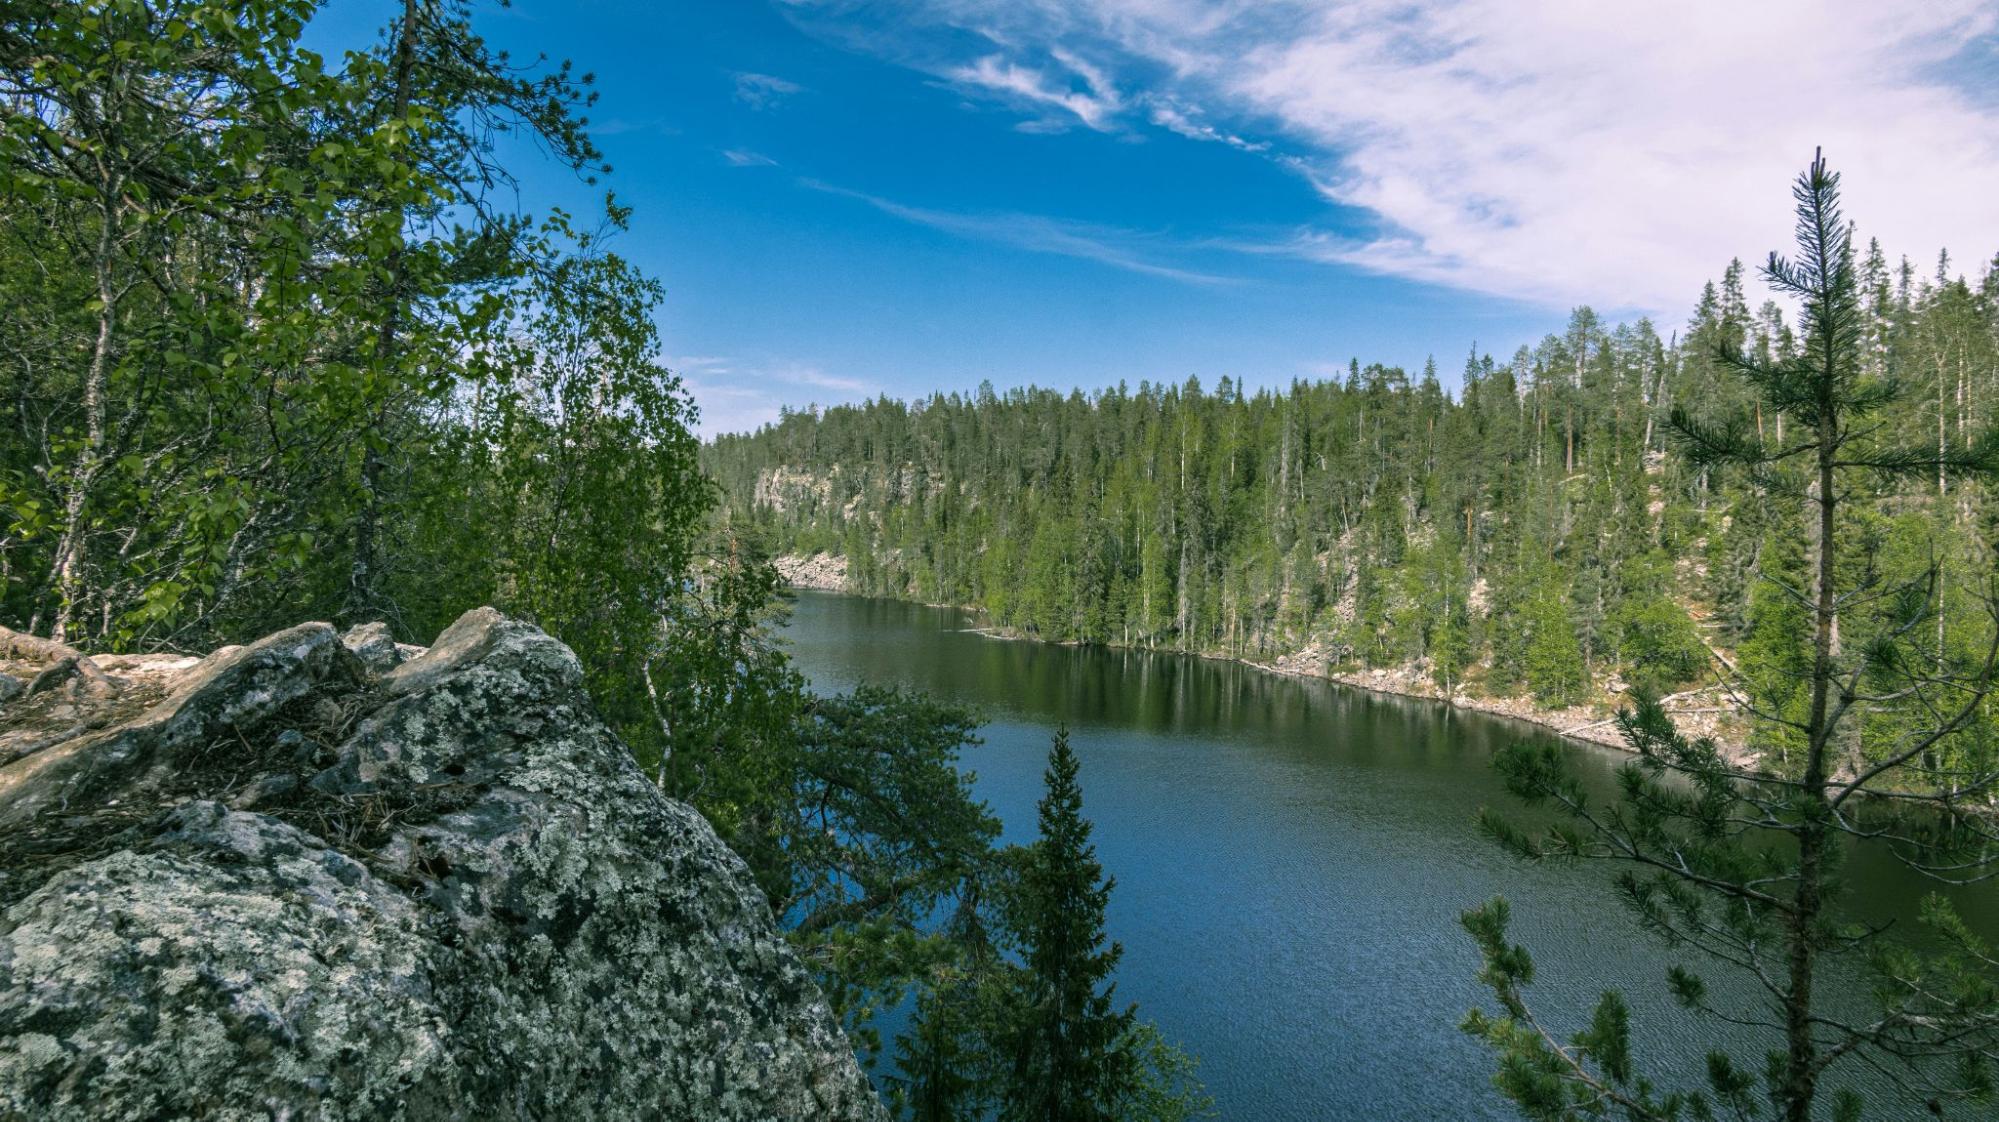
{"left": 345, "top": 0, "right": 421, "bottom": 623}
{"left": 49, "top": 184, "right": 120, "bottom": 645}
{"left": 1781, "top": 331, "right": 1841, "bottom": 1122}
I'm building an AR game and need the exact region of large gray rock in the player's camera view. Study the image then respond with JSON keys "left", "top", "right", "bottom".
{"left": 0, "top": 608, "right": 885, "bottom": 1121}
{"left": 339, "top": 620, "right": 405, "bottom": 675}
{"left": 0, "top": 620, "right": 357, "bottom": 832}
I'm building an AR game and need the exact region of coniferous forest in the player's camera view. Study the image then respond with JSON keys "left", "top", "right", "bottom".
{"left": 708, "top": 177, "right": 1999, "bottom": 1115}
{"left": 8, "top": 3, "right": 1999, "bottom": 1121}
{"left": 715, "top": 160, "right": 1999, "bottom": 1112}
{"left": 708, "top": 246, "right": 1999, "bottom": 722}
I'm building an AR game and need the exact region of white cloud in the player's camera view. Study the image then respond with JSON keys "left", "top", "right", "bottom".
{"left": 589, "top": 117, "right": 678, "bottom": 138}
{"left": 682, "top": 380, "right": 781, "bottom": 437}
{"left": 722, "top": 148, "right": 778, "bottom": 167}
{"left": 786, "top": 0, "right": 1999, "bottom": 314}
{"left": 1220, "top": 0, "right": 1999, "bottom": 311}
{"left": 1144, "top": 97, "right": 1266, "bottom": 152}
{"left": 803, "top": 179, "right": 1234, "bottom": 283}
{"left": 734, "top": 71, "right": 804, "bottom": 109}
{"left": 947, "top": 51, "right": 1123, "bottom": 131}
{"left": 773, "top": 361, "right": 871, "bottom": 394}
{"left": 672, "top": 355, "right": 872, "bottom": 437}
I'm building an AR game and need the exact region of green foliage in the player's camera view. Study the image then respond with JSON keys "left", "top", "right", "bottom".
{"left": 0, "top": 0, "right": 436, "bottom": 644}
{"left": 706, "top": 305, "right": 1764, "bottom": 707}
{"left": 1466, "top": 153, "right": 1999, "bottom": 1122}
{"left": 889, "top": 967, "right": 991, "bottom": 1121}
{"left": 993, "top": 728, "right": 1136, "bottom": 1121}
{"left": 1461, "top": 899, "right": 1689, "bottom": 1121}
{"left": 1610, "top": 555, "right": 1707, "bottom": 694}
{"left": 1524, "top": 579, "right": 1590, "bottom": 706}
{"left": 0, "top": 11, "right": 1160, "bottom": 1112}
{"left": 709, "top": 173, "right": 1998, "bottom": 743}
{"left": 1732, "top": 531, "right": 1812, "bottom": 762}
{"left": 1431, "top": 600, "right": 1474, "bottom": 694}
{"left": 0, "top": 0, "right": 654, "bottom": 661}
{"left": 982, "top": 729, "right": 1208, "bottom": 1122}
{"left": 21, "top": 13, "right": 1999, "bottom": 1119}
{"left": 632, "top": 553, "right": 1009, "bottom": 1057}
{"left": 788, "top": 686, "right": 998, "bottom": 943}
{"left": 883, "top": 729, "right": 1210, "bottom": 1121}
{"left": 1103, "top": 1021, "right": 1213, "bottom": 1122}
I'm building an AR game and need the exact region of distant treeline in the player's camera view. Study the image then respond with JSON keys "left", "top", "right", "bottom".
{"left": 707, "top": 251, "right": 1999, "bottom": 717}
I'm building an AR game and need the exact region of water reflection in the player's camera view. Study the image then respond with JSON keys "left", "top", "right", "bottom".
{"left": 783, "top": 591, "right": 1998, "bottom": 1120}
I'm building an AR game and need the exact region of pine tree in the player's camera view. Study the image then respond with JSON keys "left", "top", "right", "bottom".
{"left": 1464, "top": 151, "right": 1999, "bottom": 1122}
{"left": 1431, "top": 600, "right": 1473, "bottom": 696}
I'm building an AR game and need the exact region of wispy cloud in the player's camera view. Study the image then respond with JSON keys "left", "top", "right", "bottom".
{"left": 589, "top": 117, "right": 679, "bottom": 138}
{"left": 946, "top": 48, "right": 1124, "bottom": 132}
{"left": 1216, "top": 0, "right": 1999, "bottom": 310}
{"left": 672, "top": 354, "right": 872, "bottom": 436}
{"left": 777, "top": 362, "right": 871, "bottom": 394}
{"left": 804, "top": 179, "right": 1233, "bottom": 284}
{"left": 1144, "top": 97, "right": 1266, "bottom": 153}
{"left": 733, "top": 71, "right": 804, "bottom": 110}
{"left": 783, "top": 0, "right": 1999, "bottom": 314}
{"left": 722, "top": 148, "right": 778, "bottom": 167}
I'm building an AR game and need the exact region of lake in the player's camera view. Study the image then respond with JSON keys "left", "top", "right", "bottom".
{"left": 782, "top": 590, "right": 1999, "bottom": 1120}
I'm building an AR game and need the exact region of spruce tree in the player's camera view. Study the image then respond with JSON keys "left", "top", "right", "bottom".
{"left": 1525, "top": 578, "right": 1589, "bottom": 706}
{"left": 892, "top": 969, "right": 989, "bottom": 1122}
{"left": 999, "top": 728, "right": 1137, "bottom": 1122}
{"left": 1734, "top": 531, "right": 1814, "bottom": 764}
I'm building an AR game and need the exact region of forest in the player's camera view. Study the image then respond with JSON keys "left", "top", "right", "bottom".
{"left": 0, "top": 2, "right": 1201, "bottom": 1118}
{"left": 707, "top": 164, "right": 1999, "bottom": 1115}
{"left": 11, "top": 1, "right": 1999, "bottom": 1119}
{"left": 707, "top": 249, "right": 1999, "bottom": 722}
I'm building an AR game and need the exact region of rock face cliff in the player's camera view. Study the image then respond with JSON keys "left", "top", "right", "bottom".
{"left": 773, "top": 552, "right": 850, "bottom": 592}
{"left": 0, "top": 608, "right": 886, "bottom": 1121}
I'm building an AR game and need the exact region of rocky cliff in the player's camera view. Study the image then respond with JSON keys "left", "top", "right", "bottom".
{"left": 773, "top": 552, "right": 850, "bottom": 592}
{"left": 0, "top": 608, "right": 886, "bottom": 1121}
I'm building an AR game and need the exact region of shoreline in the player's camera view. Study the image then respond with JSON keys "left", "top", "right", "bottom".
{"left": 1251, "top": 651, "right": 1741, "bottom": 761}
{"left": 773, "top": 552, "right": 1748, "bottom": 763}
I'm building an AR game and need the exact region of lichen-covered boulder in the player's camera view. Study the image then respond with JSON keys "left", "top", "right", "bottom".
{"left": 0, "top": 609, "right": 886, "bottom": 1121}
{"left": 0, "top": 620, "right": 357, "bottom": 833}
{"left": 339, "top": 620, "right": 405, "bottom": 675}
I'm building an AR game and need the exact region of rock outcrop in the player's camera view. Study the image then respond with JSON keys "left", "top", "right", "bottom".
{"left": 773, "top": 552, "right": 849, "bottom": 592}
{"left": 0, "top": 609, "right": 886, "bottom": 1121}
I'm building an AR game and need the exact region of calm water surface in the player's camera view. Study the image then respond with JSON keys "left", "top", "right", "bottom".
{"left": 782, "top": 590, "right": 1999, "bottom": 1120}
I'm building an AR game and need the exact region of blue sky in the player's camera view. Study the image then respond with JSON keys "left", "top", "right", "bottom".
{"left": 316, "top": 0, "right": 1999, "bottom": 435}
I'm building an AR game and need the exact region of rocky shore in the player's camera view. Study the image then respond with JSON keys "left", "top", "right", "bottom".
{"left": 1257, "top": 643, "right": 1747, "bottom": 764}
{"left": 773, "top": 551, "right": 849, "bottom": 592}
